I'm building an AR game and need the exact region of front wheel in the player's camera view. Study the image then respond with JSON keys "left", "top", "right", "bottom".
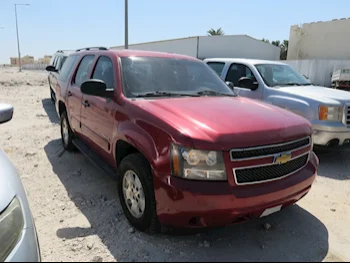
{"left": 118, "top": 153, "right": 160, "bottom": 233}
{"left": 60, "top": 111, "right": 75, "bottom": 151}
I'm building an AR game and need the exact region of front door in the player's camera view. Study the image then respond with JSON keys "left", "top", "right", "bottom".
{"left": 67, "top": 55, "right": 95, "bottom": 132}
{"left": 224, "top": 63, "right": 263, "bottom": 100}
{"left": 80, "top": 56, "right": 116, "bottom": 163}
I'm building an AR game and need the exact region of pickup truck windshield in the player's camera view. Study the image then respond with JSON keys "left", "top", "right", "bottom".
{"left": 121, "top": 57, "right": 235, "bottom": 98}
{"left": 255, "top": 64, "right": 311, "bottom": 87}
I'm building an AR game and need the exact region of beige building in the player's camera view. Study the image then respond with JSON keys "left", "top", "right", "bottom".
{"left": 10, "top": 55, "right": 35, "bottom": 66}
{"left": 38, "top": 55, "right": 52, "bottom": 64}
{"left": 288, "top": 18, "right": 350, "bottom": 60}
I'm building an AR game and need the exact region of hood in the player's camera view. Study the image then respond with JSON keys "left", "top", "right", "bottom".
{"left": 0, "top": 150, "right": 18, "bottom": 212}
{"left": 0, "top": 149, "right": 32, "bottom": 224}
{"left": 279, "top": 85, "right": 350, "bottom": 105}
{"left": 133, "top": 97, "right": 311, "bottom": 150}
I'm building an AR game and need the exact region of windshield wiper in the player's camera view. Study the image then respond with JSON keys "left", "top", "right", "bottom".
{"left": 283, "top": 83, "right": 302, "bottom": 86}
{"left": 196, "top": 90, "right": 236, "bottom": 97}
{"left": 135, "top": 91, "right": 200, "bottom": 98}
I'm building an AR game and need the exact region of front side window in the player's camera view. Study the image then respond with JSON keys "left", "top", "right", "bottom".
{"left": 225, "top": 63, "right": 256, "bottom": 87}
{"left": 92, "top": 56, "right": 114, "bottom": 90}
{"left": 255, "top": 64, "right": 311, "bottom": 87}
{"left": 74, "top": 55, "right": 95, "bottom": 87}
{"left": 207, "top": 62, "right": 225, "bottom": 76}
{"left": 120, "top": 57, "right": 235, "bottom": 98}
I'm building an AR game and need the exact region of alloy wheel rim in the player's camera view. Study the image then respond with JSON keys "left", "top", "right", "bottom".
{"left": 122, "top": 170, "right": 146, "bottom": 219}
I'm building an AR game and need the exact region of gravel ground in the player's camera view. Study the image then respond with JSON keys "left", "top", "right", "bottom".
{"left": 0, "top": 67, "right": 349, "bottom": 262}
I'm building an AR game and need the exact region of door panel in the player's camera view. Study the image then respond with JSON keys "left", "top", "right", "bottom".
{"left": 80, "top": 56, "right": 116, "bottom": 164}
{"left": 67, "top": 55, "right": 96, "bottom": 133}
{"left": 67, "top": 84, "right": 83, "bottom": 132}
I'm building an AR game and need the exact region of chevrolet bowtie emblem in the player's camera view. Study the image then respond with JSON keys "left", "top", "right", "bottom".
{"left": 274, "top": 152, "right": 292, "bottom": 164}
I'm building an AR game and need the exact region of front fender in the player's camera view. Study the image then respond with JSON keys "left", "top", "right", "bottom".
{"left": 113, "top": 119, "right": 174, "bottom": 174}
{"left": 266, "top": 95, "right": 315, "bottom": 120}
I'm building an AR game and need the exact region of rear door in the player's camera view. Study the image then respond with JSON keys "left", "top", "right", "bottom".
{"left": 67, "top": 55, "right": 95, "bottom": 133}
{"left": 80, "top": 55, "right": 116, "bottom": 162}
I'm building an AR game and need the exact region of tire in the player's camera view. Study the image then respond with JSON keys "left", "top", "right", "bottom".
{"left": 118, "top": 153, "right": 160, "bottom": 233}
{"left": 60, "top": 111, "right": 75, "bottom": 151}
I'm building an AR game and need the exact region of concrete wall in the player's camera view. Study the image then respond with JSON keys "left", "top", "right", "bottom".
{"left": 288, "top": 18, "right": 350, "bottom": 60}
{"left": 22, "top": 64, "right": 48, "bottom": 71}
{"left": 111, "top": 35, "right": 281, "bottom": 61}
{"left": 284, "top": 60, "right": 350, "bottom": 87}
{"left": 111, "top": 37, "right": 199, "bottom": 57}
{"left": 198, "top": 35, "right": 280, "bottom": 60}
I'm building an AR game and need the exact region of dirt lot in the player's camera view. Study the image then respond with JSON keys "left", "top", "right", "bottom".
{"left": 0, "top": 67, "right": 349, "bottom": 262}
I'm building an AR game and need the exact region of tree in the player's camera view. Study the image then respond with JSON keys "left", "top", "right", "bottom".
{"left": 207, "top": 28, "right": 225, "bottom": 36}
{"left": 280, "top": 40, "right": 289, "bottom": 60}
{"left": 271, "top": 40, "right": 281, "bottom": 47}
{"left": 261, "top": 38, "right": 270, "bottom": 44}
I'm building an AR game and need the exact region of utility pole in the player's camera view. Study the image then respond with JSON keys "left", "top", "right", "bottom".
{"left": 15, "top": 4, "right": 30, "bottom": 72}
{"left": 125, "top": 0, "right": 128, "bottom": 49}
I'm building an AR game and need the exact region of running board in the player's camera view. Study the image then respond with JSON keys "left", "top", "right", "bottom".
{"left": 72, "top": 138, "right": 116, "bottom": 179}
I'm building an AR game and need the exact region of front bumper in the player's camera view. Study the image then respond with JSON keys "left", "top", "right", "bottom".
{"left": 154, "top": 152, "right": 318, "bottom": 228}
{"left": 312, "top": 121, "right": 350, "bottom": 146}
{"left": 5, "top": 226, "right": 40, "bottom": 262}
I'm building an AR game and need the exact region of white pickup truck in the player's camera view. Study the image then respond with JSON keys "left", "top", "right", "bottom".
{"left": 331, "top": 68, "right": 350, "bottom": 91}
{"left": 204, "top": 58, "right": 350, "bottom": 148}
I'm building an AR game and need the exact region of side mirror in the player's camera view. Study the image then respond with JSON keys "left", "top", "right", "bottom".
{"left": 81, "top": 79, "right": 113, "bottom": 98}
{"left": 46, "top": 65, "right": 58, "bottom": 73}
{"left": 238, "top": 77, "right": 259, "bottom": 90}
{"left": 0, "top": 104, "right": 14, "bottom": 124}
{"left": 225, "top": 81, "right": 234, "bottom": 90}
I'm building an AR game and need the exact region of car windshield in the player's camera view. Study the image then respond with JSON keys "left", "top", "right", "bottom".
{"left": 120, "top": 57, "right": 236, "bottom": 98}
{"left": 255, "top": 64, "right": 311, "bottom": 87}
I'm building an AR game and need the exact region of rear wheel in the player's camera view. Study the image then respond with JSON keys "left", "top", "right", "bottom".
{"left": 118, "top": 153, "right": 160, "bottom": 233}
{"left": 60, "top": 111, "right": 75, "bottom": 151}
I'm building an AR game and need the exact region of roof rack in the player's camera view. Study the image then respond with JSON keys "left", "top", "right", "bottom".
{"left": 76, "top": 47, "right": 108, "bottom": 52}
{"left": 56, "top": 50, "right": 73, "bottom": 53}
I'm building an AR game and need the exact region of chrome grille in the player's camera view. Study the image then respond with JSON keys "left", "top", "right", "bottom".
{"left": 230, "top": 137, "right": 310, "bottom": 160}
{"left": 234, "top": 154, "right": 309, "bottom": 185}
{"left": 346, "top": 105, "right": 350, "bottom": 126}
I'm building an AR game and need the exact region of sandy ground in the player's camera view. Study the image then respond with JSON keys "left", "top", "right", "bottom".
{"left": 0, "top": 66, "right": 349, "bottom": 262}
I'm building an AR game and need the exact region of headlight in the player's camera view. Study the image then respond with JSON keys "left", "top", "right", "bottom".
{"left": 319, "top": 105, "right": 343, "bottom": 121}
{"left": 170, "top": 145, "right": 227, "bottom": 181}
{"left": 0, "top": 197, "right": 24, "bottom": 262}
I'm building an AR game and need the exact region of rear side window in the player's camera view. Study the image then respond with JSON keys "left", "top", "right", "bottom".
{"left": 74, "top": 56, "right": 95, "bottom": 87}
{"left": 55, "top": 56, "right": 62, "bottom": 70}
{"left": 207, "top": 62, "right": 225, "bottom": 76}
{"left": 92, "top": 56, "right": 115, "bottom": 90}
{"left": 58, "top": 55, "right": 79, "bottom": 83}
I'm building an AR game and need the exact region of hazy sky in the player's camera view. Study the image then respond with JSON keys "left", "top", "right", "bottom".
{"left": 1, "top": 0, "right": 350, "bottom": 63}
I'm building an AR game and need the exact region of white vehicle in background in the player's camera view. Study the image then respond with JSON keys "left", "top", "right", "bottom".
{"left": 0, "top": 104, "right": 41, "bottom": 262}
{"left": 331, "top": 68, "right": 350, "bottom": 91}
{"left": 204, "top": 58, "right": 350, "bottom": 148}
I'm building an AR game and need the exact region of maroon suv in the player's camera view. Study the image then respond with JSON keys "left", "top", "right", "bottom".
{"left": 47, "top": 47, "right": 318, "bottom": 232}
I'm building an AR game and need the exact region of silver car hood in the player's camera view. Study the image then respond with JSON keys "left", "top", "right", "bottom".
{"left": 0, "top": 149, "right": 32, "bottom": 229}
{"left": 0, "top": 149, "right": 18, "bottom": 212}
{"left": 279, "top": 85, "right": 350, "bottom": 105}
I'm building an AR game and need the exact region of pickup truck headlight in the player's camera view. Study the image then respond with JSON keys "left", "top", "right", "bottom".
{"left": 170, "top": 145, "right": 227, "bottom": 181}
{"left": 0, "top": 197, "right": 24, "bottom": 262}
{"left": 319, "top": 105, "right": 343, "bottom": 121}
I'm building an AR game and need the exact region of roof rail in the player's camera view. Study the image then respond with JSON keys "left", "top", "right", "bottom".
{"left": 56, "top": 50, "right": 73, "bottom": 53}
{"left": 76, "top": 47, "right": 108, "bottom": 52}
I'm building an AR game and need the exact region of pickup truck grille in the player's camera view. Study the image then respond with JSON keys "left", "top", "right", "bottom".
{"left": 234, "top": 153, "right": 309, "bottom": 185}
{"left": 230, "top": 137, "right": 310, "bottom": 160}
